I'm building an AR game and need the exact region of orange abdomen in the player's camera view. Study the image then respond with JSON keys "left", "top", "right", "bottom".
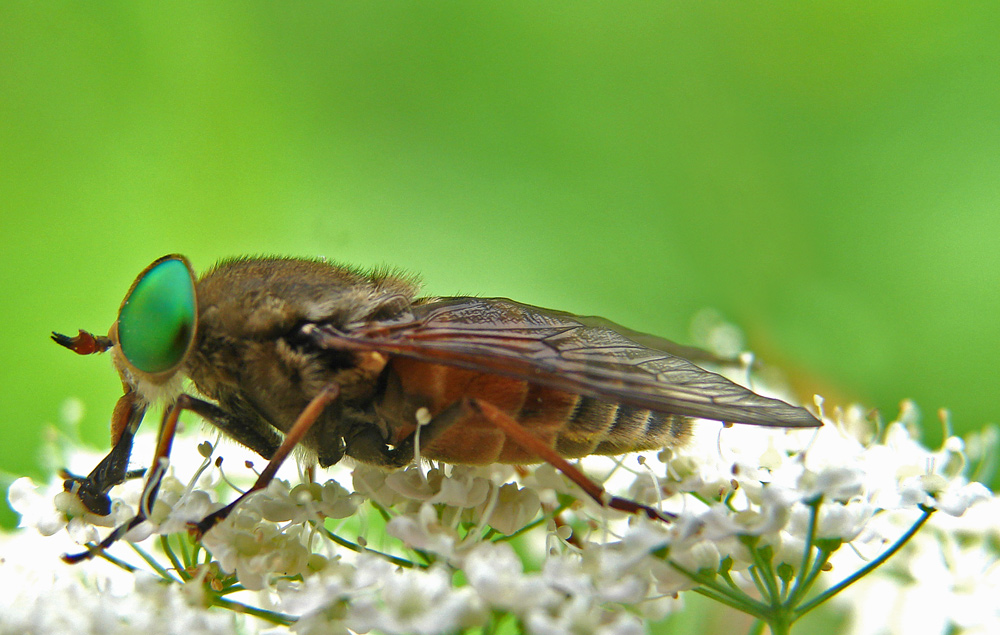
{"left": 383, "top": 357, "right": 689, "bottom": 465}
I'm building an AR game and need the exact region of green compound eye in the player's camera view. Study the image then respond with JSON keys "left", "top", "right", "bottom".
{"left": 117, "top": 257, "right": 196, "bottom": 374}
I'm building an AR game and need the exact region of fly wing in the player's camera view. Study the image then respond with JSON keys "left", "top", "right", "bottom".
{"left": 308, "top": 297, "right": 821, "bottom": 428}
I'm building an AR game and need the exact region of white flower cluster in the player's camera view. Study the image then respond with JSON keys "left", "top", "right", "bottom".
{"left": 3, "top": 396, "right": 997, "bottom": 635}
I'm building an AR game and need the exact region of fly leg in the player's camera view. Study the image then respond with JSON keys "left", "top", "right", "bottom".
{"left": 469, "top": 399, "right": 674, "bottom": 523}
{"left": 61, "top": 391, "right": 146, "bottom": 516}
{"left": 190, "top": 384, "right": 341, "bottom": 537}
{"left": 63, "top": 392, "right": 190, "bottom": 563}
{"left": 65, "top": 387, "right": 340, "bottom": 562}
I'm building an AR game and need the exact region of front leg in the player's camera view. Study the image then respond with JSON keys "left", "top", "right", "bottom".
{"left": 62, "top": 391, "right": 146, "bottom": 515}
{"left": 64, "top": 389, "right": 331, "bottom": 563}
{"left": 64, "top": 393, "right": 195, "bottom": 563}
{"left": 65, "top": 394, "right": 284, "bottom": 516}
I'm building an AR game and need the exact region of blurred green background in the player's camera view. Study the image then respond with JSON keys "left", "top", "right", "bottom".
{"left": 2, "top": 0, "right": 998, "bottom": 555}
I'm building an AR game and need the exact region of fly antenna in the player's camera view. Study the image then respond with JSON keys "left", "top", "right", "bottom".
{"left": 52, "top": 330, "right": 113, "bottom": 355}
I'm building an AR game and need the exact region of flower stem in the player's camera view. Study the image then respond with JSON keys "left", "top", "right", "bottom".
{"left": 750, "top": 546, "right": 780, "bottom": 604}
{"left": 795, "top": 505, "right": 935, "bottom": 616}
{"left": 209, "top": 595, "right": 297, "bottom": 626}
{"left": 786, "top": 497, "right": 821, "bottom": 605}
{"left": 96, "top": 549, "right": 139, "bottom": 573}
{"left": 671, "top": 559, "right": 766, "bottom": 618}
{"left": 159, "top": 534, "right": 189, "bottom": 580}
{"left": 315, "top": 523, "right": 421, "bottom": 569}
{"left": 130, "top": 542, "right": 182, "bottom": 584}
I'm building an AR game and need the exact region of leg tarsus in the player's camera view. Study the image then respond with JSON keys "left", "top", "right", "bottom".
{"left": 62, "top": 393, "right": 146, "bottom": 516}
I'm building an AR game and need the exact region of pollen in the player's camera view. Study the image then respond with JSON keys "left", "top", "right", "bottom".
{"left": 416, "top": 407, "right": 432, "bottom": 426}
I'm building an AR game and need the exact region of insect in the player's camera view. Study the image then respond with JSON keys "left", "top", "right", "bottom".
{"left": 53, "top": 254, "right": 821, "bottom": 562}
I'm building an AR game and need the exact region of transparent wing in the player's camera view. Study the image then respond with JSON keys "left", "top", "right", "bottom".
{"left": 307, "top": 297, "right": 821, "bottom": 428}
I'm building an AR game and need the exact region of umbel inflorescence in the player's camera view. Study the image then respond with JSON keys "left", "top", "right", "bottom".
{"left": 5, "top": 394, "right": 996, "bottom": 635}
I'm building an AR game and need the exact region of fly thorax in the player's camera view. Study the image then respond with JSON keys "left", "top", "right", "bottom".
{"left": 328, "top": 351, "right": 389, "bottom": 404}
